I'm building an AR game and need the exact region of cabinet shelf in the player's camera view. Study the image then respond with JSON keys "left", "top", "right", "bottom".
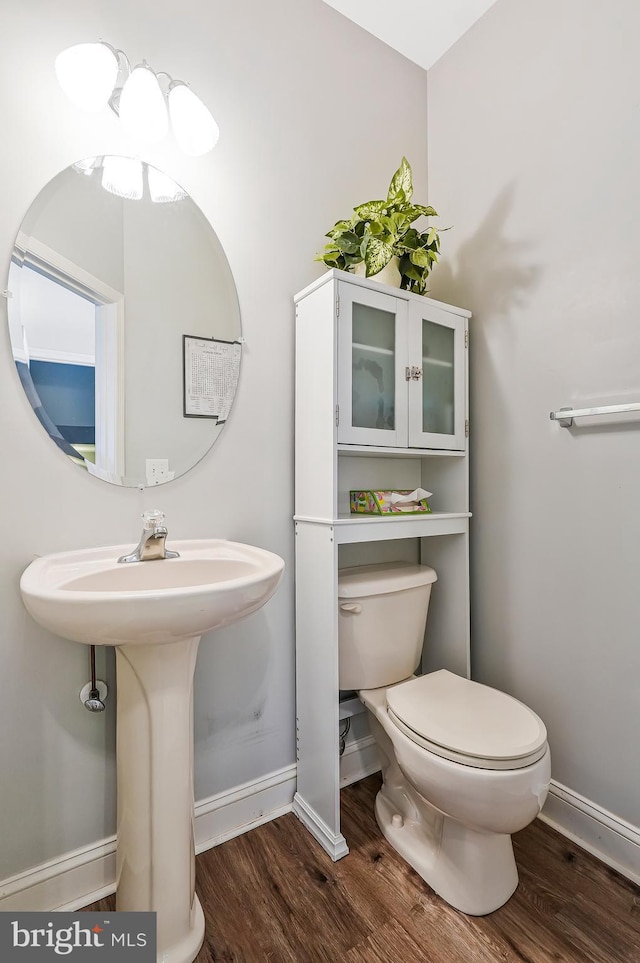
{"left": 338, "top": 444, "right": 465, "bottom": 458}
{"left": 295, "top": 512, "right": 470, "bottom": 543}
{"left": 353, "top": 341, "right": 393, "bottom": 356}
{"left": 339, "top": 694, "right": 365, "bottom": 720}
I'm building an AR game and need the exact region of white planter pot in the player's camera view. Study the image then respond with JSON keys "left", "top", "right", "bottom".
{"left": 352, "top": 255, "right": 401, "bottom": 288}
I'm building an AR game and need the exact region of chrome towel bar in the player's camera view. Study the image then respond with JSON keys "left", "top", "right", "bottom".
{"left": 550, "top": 402, "right": 640, "bottom": 427}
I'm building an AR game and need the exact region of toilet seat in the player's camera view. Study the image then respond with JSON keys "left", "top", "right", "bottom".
{"left": 386, "top": 670, "right": 548, "bottom": 771}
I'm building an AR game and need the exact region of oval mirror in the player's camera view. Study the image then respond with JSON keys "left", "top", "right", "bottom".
{"left": 6, "top": 156, "right": 241, "bottom": 487}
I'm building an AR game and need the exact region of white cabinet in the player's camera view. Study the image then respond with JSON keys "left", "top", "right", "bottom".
{"left": 337, "top": 279, "right": 467, "bottom": 451}
{"left": 293, "top": 270, "right": 471, "bottom": 861}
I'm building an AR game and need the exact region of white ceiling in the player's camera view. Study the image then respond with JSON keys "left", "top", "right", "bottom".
{"left": 321, "top": 0, "right": 499, "bottom": 70}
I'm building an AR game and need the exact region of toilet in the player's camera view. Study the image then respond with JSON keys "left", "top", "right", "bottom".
{"left": 338, "top": 562, "right": 551, "bottom": 916}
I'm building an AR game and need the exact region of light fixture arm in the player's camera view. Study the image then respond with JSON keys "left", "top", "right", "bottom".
{"left": 105, "top": 45, "right": 133, "bottom": 117}
{"left": 153, "top": 70, "right": 177, "bottom": 101}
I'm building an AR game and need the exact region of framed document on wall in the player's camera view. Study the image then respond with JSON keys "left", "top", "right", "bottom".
{"left": 183, "top": 335, "right": 242, "bottom": 421}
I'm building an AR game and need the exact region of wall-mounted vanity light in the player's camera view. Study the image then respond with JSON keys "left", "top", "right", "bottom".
{"left": 55, "top": 42, "right": 220, "bottom": 156}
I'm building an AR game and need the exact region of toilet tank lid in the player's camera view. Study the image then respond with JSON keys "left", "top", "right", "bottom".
{"left": 338, "top": 562, "right": 437, "bottom": 598}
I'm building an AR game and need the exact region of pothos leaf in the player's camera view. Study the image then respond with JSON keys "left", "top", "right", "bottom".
{"left": 402, "top": 261, "right": 423, "bottom": 282}
{"left": 325, "top": 219, "right": 354, "bottom": 239}
{"left": 397, "top": 228, "right": 421, "bottom": 250}
{"left": 335, "top": 231, "right": 361, "bottom": 254}
{"left": 354, "top": 199, "right": 386, "bottom": 219}
{"left": 380, "top": 215, "right": 398, "bottom": 235}
{"left": 409, "top": 248, "right": 431, "bottom": 268}
{"left": 412, "top": 204, "right": 438, "bottom": 218}
{"left": 364, "top": 237, "right": 393, "bottom": 276}
{"left": 387, "top": 157, "right": 413, "bottom": 204}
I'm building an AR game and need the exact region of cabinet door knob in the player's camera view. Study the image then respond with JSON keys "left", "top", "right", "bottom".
{"left": 339, "top": 603, "right": 362, "bottom": 614}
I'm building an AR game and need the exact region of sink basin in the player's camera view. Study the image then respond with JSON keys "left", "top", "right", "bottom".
{"left": 20, "top": 538, "right": 284, "bottom": 963}
{"left": 20, "top": 539, "right": 284, "bottom": 646}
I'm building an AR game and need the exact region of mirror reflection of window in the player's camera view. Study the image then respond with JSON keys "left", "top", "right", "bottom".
{"left": 17, "top": 266, "right": 96, "bottom": 463}
{"left": 8, "top": 251, "right": 124, "bottom": 479}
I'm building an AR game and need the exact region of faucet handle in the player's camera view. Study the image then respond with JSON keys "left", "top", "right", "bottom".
{"left": 142, "top": 509, "right": 165, "bottom": 531}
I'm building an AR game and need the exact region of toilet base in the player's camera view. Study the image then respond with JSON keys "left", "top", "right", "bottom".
{"left": 375, "top": 786, "right": 518, "bottom": 916}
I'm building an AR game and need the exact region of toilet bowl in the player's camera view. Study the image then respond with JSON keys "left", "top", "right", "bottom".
{"left": 338, "top": 563, "right": 551, "bottom": 916}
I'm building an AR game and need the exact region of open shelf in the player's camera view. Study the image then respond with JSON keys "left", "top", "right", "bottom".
{"left": 338, "top": 444, "right": 465, "bottom": 458}
{"left": 294, "top": 512, "right": 471, "bottom": 543}
{"left": 339, "top": 694, "right": 364, "bottom": 720}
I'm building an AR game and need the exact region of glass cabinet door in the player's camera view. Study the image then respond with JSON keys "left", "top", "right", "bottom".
{"left": 337, "top": 282, "right": 408, "bottom": 446}
{"left": 408, "top": 301, "right": 466, "bottom": 450}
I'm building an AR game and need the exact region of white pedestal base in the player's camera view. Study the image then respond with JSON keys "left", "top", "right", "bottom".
{"left": 115, "top": 637, "right": 205, "bottom": 963}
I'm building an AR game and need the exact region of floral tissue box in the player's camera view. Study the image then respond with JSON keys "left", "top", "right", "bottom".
{"left": 349, "top": 489, "right": 432, "bottom": 516}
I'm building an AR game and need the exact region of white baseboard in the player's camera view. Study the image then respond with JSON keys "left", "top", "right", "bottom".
{"left": 3, "top": 761, "right": 638, "bottom": 914}
{"left": 0, "top": 838, "right": 117, "bottom": 914}
{"left": 540, "top": 779, "right": 640, "bottom": 886}
{"left": 289, "top": 734, "right": 380, "bottom": 861}
{"left": 194, "top": 764, "right": 296, "bottom": 854}
{"left": 0, "top": 764, "right": 296, "bottom": 913}
{"left": 291, "top": 793, "right": 349, "bottom": 861}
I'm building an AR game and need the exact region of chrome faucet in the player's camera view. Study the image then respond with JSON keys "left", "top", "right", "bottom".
{"left": 118, "top": 510, "right": 180, "bottom": 563}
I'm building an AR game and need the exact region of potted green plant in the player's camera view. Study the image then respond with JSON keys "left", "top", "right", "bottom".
{"left": 316, "top": 157, "right": 444, "bottom": 296}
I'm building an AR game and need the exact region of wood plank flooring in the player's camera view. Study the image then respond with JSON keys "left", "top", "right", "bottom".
{"left": 83, "top": 775, "right": 640, "bottom": 961}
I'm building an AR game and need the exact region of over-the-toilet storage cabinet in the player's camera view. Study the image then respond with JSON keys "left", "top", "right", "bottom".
{"left": 293, "top": 269, "right": 471, "bottom": 859}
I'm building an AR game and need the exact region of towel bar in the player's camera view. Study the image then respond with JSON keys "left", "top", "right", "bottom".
{"left": 550, "top": 402, "right": 640, "bottom": 427}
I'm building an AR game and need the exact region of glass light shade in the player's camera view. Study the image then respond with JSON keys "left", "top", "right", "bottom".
{"left": 101, "top": 156, "right": 143, "bottom": 200}
{"left": 118, "top": 65, "right": 169, "bottom": 143}
{"left": 168, "top": 83, "right": 219, "bottom": 156}
{"left": 72, "top": 156, "right": 101, "bottom": 175}
{"left": 147, "top": 167, "right": 187, "bottom": 204}
{"left": 55, "top": 43, "right": 119, "bottom": 112}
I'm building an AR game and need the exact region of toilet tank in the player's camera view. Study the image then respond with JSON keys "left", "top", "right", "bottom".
{"left": 338, "top": 562, "right": 437, "bottom": 690}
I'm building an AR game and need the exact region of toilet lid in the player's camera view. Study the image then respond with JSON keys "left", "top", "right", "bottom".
{"left": 386, "top": 670, "right": 547, "bottom": 768}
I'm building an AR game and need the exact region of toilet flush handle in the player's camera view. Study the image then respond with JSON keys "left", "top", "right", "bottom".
{"left": 340, "top": 602, "right": 362, "bottom": 614}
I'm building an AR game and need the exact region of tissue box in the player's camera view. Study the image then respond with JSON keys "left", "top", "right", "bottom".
{"left": 349, "top": 490, "right": 432, "bottom": 516}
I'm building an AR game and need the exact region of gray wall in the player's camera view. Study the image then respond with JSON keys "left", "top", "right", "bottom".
{"left": 428, "top": 0, "right": 640, "bottom": 826}
{"left": 0, "top": 0, "right": 428, "bottom": 879}
{"left": 122, "top": 193, "right": 237, "bottom": 483}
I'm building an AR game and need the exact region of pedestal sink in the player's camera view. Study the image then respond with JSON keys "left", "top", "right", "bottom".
{"left": 20, "top": 539, "right": 285, "bottom": 963}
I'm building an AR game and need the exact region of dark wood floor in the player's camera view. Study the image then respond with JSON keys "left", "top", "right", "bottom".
{"left": 84, "top": 775, "right": 640, "bottom": 961}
